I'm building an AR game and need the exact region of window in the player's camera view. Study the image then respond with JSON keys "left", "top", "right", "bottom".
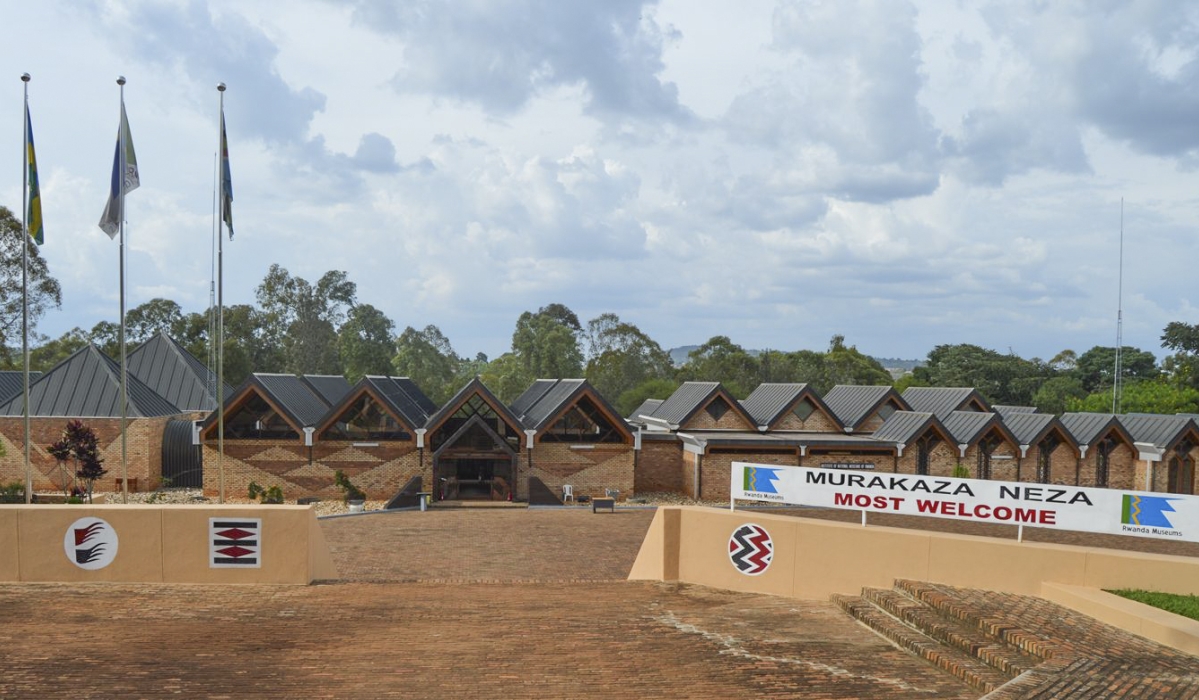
{"left": 792, "top": 398, "right": 815, "bottom": 422}
{"left": 706, "top": 397, "right": 730, "bottom": 422}
{"left": 542, "top": 397, "right": 624, "bottom": 443}
{"left": 877, "top": 403, "right": 896, "bottom": 422}
{"left": 431, "top": 394, "right": 519, "bottom": 451}
{"left": 321, "top": 394, "right": 410, "bottom": 441}
{"left": 1095, "top": 437, "right": 1115, "bottom": 488}
{"left": 224, "top": 394, "right": 297, "bottom": 439}
{"left": 1036, "top": 434, "right": 1061, "bottom": 484}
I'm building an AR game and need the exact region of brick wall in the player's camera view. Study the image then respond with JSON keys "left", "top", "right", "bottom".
{"left": 527, "top": 443, "right": 633, "bottom": 502}
{"left": 635, "top": 438, "right": 683, "bottom": 493}
{"left": 700, "top": 450, "right": 798, "bottom": 501}
{"left": 896, "top": 441, "right": 957, "bottom": 476}
{"left": 202, "top": 438, "right": 423, "bottom": 501}
{"left": 771, "top": 408, "right": 840, "bottom": 432}
{"left": 0, "top": 416, "right": 173, "bottom": 494}
{"left": 681, "top": 451, "right": 698, "bottom": 499}
{"left": 680, "top": 400, "right": 756, "bottom": 431}
{"left": 805, "top": 452, "right": 893, "bottom": 471}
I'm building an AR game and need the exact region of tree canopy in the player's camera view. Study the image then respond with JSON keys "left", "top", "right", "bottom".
{"left": 0, "top": 206, "right": 61, "bottom": 368}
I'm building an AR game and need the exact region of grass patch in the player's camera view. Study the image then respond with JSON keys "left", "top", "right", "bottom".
{"left": 1106, "top": 589, "right": 1199, "bottom": 622}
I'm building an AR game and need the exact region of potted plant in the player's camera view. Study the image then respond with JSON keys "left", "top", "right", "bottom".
{"left": 334, "top": 470, "right": 367, "bottom": 512}
{"left": 248, "top": 482, "right": 284, "bottom": 504}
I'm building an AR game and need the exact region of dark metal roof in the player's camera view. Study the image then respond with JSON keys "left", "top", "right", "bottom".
{"left": 822, "top": 385, "right": 903, "bottom": 429}
{"left": 509, "top": 379, "right": 558, "bottom": 418}
{"left": 1119, "top": 414, "right": 1198, "bottom": 449}
{"left": 942, "top": 411, "right": 1000, "bottom": 444}
{"left": 363, "top": 376, "right": 435, "bottom": 429}
{"left": 993, "top": 405, "right": 1038, "bottom": 416}
{"left": 653, "top": 381, "right": 720, "bottom": 426}
{"left": 871, "top": 411, "right": 942, "bottom": 444}
{"left": 255, "top": 374, "right": 335, "bottom": 428}
{"left": 423, "top": 377, "right": 524, "bottom": 435}
{"left": 392, "top": 377, "right": 438, "bottom": 416}
{"left": 0, "top": 344, "right": 182, "bottom": 417}
{"left": 901, "top": 387, "right": 990, "bottom": 419}
{"left": 740, "top": 383, "right": 839, "bottom": 429}
{"left": 1001, "top": 412, "right": 1058, "bottom": 445}
{"left": 628, "top": 398, "right": 663, "bottom": 422}
{"left": 515, "top": 379, "right": 586, "bottom": 430}
{"left": 127, "top": 332, "right": 232, "bottom": 411}
{"left": 0, "top": 371, "right": 41, "bottom": 405}
{"left": 1059, "top": 413, "right": 1132, "bottom": 447}
{"left": 300, "top": 375, "right": 352, "bottom": 406}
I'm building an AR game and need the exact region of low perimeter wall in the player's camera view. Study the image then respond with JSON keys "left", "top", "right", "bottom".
{"left": 0, "top": 505, "right": 338, "bottom": 585}
{"left": 629, "top": 506, "right": 1199, "bottom": 600}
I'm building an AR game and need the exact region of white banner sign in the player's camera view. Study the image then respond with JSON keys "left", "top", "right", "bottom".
{"left": 731, "top": 462, "right": 1199, "bottom": 544}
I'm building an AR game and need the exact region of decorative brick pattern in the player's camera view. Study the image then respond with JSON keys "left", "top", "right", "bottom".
{"left": 527, "top": 443, "right": 633, "bottom": 502}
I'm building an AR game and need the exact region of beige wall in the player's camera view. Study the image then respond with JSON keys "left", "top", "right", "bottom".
{"left": 0, "top": 504, "right": 336, "bottom": 584}
{"left": 630, "top": 506, "right": 1199, "bottom": 600}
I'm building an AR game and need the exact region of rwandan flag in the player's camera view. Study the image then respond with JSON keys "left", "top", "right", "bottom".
{"left": 98, "top": 103, "right": 139, "bottom": 239}
{"left": 25, "top": 104, "right": 43, "bottom": 245}
{"left": 220, "top": 109, "right": 233, "bottom": 239}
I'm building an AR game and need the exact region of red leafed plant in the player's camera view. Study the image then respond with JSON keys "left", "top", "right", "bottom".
{"left": 48, "top": 420, "right": 106, "bottom": 503}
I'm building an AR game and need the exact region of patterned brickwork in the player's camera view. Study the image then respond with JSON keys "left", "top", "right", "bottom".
{"left": 201, "top": 438, "right": 424, "bottom": 500}
{"left": 896, "top": 440, "right": 957, "bottom": 476}
{"left": 680, "top": 397, "right": 756, "bottom": 431}
{"left": 0, "top": 416, "right": 174, "bottom": 492}
{"left": 635, "top": 438, "right": 683, "bottom": 493}
{"left": 771, "top": 407, "right": 839, "bottom": 432}
{"left": 527, "top": 443, "right": 634, "bottom": 501}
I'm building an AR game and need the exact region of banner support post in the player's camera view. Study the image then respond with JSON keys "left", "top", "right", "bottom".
{"left": 861, "top": 510, "right": 867, "bottom": 527}
{"left": 1017, "top": 524, "right": 1024, "bottom": 543}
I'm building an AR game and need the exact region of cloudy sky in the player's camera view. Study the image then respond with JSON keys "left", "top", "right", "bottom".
{"left": 4, "top": 0, "right": 1199, "bottom": 364}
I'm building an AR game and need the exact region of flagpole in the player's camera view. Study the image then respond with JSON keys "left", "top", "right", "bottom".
{"left": 21, "top": 73, "right": 32, "bottom": 504}
{"left": 117, "top": 76, "right": 129, "bottom": 504}
{"left": 216, "top": 82, "right": 226, "bottom": 504}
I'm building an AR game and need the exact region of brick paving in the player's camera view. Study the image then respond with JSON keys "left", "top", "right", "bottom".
{"left": 0, "top": 505, "right": 1196, "bottom": 698}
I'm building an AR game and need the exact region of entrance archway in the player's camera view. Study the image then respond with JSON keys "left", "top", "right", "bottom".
{"left": 433, "top": 414, "right": 517, "bottom": 501}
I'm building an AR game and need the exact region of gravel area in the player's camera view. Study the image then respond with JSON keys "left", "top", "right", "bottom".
{"left": 88, "top": 489, "right": 387, "bottom": 517}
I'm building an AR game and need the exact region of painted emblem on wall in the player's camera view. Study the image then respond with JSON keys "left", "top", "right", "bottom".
{"left": 729, "top": 523, "right": 773, "bottom": 576}
{"left": 210, "top": 519, "right": 262, "bottom": 568}
{"left": 63, "top": 517, "right": 119, "bottom": 570}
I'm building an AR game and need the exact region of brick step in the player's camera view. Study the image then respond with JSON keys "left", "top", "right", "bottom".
{"left": 833, "top": 594, "right": 1012, "bottom": 694}
{"left": 894, "top": 579, "right": 1060, "bottom": 661}
{"left": 861, "top": 587, "right": 1037, "bottom": 678}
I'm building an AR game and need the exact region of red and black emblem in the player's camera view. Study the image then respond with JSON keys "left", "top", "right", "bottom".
{"left": 210, "top": 519, "right": 261, "bottom": 568}
{"left": 729, "top": 523, "right": 773, "bottom": 576}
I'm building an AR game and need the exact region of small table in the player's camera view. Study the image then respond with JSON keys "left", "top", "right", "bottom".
{"left": 592, "top": 497, "right": 615, "bottom": 513}
{"left": 417, "top": 492, "right": 433, "bottom": 511}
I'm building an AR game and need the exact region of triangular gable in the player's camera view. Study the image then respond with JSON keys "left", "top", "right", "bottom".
{"left": 1120, "top": 414, "right": 1199, "bottom": 453}
{"left": 901, "top": 387, "right": 992, "bottom": 419}
{"left": 432, "top": 412, "right": 518, "bottom": 458}
{"left": 200, "top": 376, "right": 306, "bottom": 441}
{"left": 872, "top": 411, "right": 955, "bottom": 448}
{"left": 0, "top": 344, "right": 181, "bottom": 417}
{"left": 128, "top": 331, "right": 232, "bottom": 412}
{"left": 525, "top": 380, "right": 633, "bottom": 444}
{"left": 943, "top": 411, "right": 1017, "bottom": 448}
{"left": 315, "top": 380, "right": 417, "bottom": 440}
{"left": 677, "top": 386, "right": 757, "bottom": 431}
{"left": 1059, "top": 413, "right": 1133, "bottom": 448}
{"left": 822, "top": 385, "right": 911, "bottom": 431}
{"left": 425, "top": 377, "right": 525, "bottom": 449}
{"left": 741, "top": 383, "right": 842, "bottom": 432}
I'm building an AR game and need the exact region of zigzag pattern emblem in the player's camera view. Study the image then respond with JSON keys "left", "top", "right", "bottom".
{"left": 729, "top": 523, "right": 773, "bottom": 575}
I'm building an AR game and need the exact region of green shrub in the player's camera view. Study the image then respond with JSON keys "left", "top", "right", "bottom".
{"left": 0, "top": 481, "right": 25, "bottom": 504}
{"left": 951, "top": 464, "right": 971, "bottom": 479}
{"left": 247, "top": 482, "right": 284, "bottom": 505}
{"left": 334, "top": 470, "right": 366, "bottom": 503}
{"left": 1107, "top": 589, "right": 1199, "bottom": 622}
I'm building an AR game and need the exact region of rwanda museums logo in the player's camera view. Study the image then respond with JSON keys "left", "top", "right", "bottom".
{"left": 743, "top": 465, "right": 782, "bottom": 500}
{"left": 1121, "top": 494, "right": 1182, "bottom": 537}
{"left": 729, "top": 523, "right": 774, "bottom": 576}
{"left": 63, "top": 517, "right": 119, "bottom": 570}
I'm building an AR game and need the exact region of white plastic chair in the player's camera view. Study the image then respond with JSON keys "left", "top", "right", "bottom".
{"left": 562, "top": 484, "right": 575, "bottom": 503}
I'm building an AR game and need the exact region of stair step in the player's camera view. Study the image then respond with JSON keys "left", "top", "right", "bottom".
{"left": 894, "top": 580, "right": 1060, "bottom": 660}
{"left": 833, "top": 594, "right": 1013, "bottom": 694}
{"left": 861, "top": 588, "right": 1037, "bottom": 677}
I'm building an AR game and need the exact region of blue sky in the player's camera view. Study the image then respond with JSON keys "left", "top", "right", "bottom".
{"left": 4, "top": 0, "right": 1199, "bottom": 362}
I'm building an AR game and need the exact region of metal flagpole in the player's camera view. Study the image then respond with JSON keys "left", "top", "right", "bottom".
{"left": 118, "top": 76, "right": 129, "bottom": 504}
{"left": 217, "top": 82, "right": 226, "bottom": 504}
{"left": 21, "top": 73, "right": 31, "bottom": 504}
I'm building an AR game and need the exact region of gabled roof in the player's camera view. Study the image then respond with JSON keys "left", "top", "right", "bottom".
{"left": 651, "top": 381, "right": 755, "bottom": 429}
{"left": 314, "top": 376, "right": 434, "bottom": 436}
{"left": 942, "top": 411, "right": 1014, "bottom": 446}
{"left": 1119, "top": 414, "right": 1199, "bottom": 450}
{"left": 627, "top": 398, "right": 663, "bottom": 423}
{"left": 300, "top": 374, "right": 352, "bottom": 406}
{"left": 0, "top": 370, "right": 41, "bottom": 405}
{"left": 739, "top": 383, "right": 840, "bottom": 430}
{"left": 510, "top": 379, "right": 559, "bottom": 418}
{"left": 822, "top": 385, "right": 908, "bottom": 430}
{"left": 993, "top": 405, "right": 1038, "bottom": 417}
{"left": 127, "top": 331, "right": 232, "bottom": 411}
{"left": 0, "top": 344, "right": 181, "bottom": 417}
{"left": 901, "top": 387, "right": 991, "bottom": 419}
{"left": 871, "top": 411, "right": 950, "bottom": 445}
{"left": 1002, "top": 412, "right": 1073, "bottom": 449}
{"left": 510, "top": 378, "right": 633, "bottom": 441}
{"left": 202, "top": 373, "right": 333, "bottom": 434}
{"left": 366, "top": 376, "right": 436, "bottom": 428}
{"left": 424, "top": 377, "right": 524, "bottom": 435}
{"left": 1059, "top": 413, "right": 1132, "bottom": 447}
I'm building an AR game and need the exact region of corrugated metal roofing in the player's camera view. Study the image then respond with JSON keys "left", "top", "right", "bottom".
{"left": 300, "top": 375, "right": 351, "bottom": 406}
{"left": 740, "top": 383, "right": 817, "bottom": 428}
{"left": 391, "top": 377, "right": 438, "bottom": 416}
{"left": 653, "top": 382, "right": 720, "bottom": 426}
{"left": 509, "top": 379, "right": 558, "bottom": 418}
{"left": 871, "top": 411, "right": 939, "bottom": 444}
{"left": 901, "top": 387, "right": 988, "bottom": 419}
{"left": 1002, "top": 412, "right": 1058, "bottom": 445}
{"left": 942, "top": 411, "right": 999, "bottom": 444}
{"left": 822, "top": 385, "right": 899, "bottom": 429}
{"left": 424, "top": 377, "right": 524, "bottom": 434}
{"left": 993, "top": 405, "right": 1038, "bottom": 416}
{"left": 515, "top": 379, "right": 585, "bottom": 430}
{"left": 0, "top": 344, "right": 181, "bottom": 417}
{"left": 1120, "top": 414, "right": 1198, "bottom": 449}
{"left": 127, "top": 332, "right": 232, "bottom": 411}
{"left": 255, "top": 374, "right": 334, "bottom": 428}
{"left": 362, "top": 376, "right": 434, "bottom": 428}
{"left": 628, "top": 398, "right": 663, "bottom": 422}
{"left": 0, "top": 371, "right": 41, "bottom": 405}
{"left": 1059, "top": 413, "right": 1118, "bottom": 446}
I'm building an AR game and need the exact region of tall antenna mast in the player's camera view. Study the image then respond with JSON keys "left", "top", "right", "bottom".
{"left": 1112, "top": 198, "right": 1124, "bottom": 414}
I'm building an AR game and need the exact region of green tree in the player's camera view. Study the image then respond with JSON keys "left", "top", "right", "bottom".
{"left": 677, "top": 336, "right": 759, "bottom": 398}
{"left": 479, "top": 351, "right": 533, "bottom": 403}
{"left": 29, "top": 328, "right": 89, "bottom": 371}
{"left": 338, "top": 304, "right": 395, "bottom": 382}
{"left": 1032, "top": 376, "right": 1087, "bottom": 415}
{"left": 615, "top": 377, "right": 679, "bottom": 418}
{"left": 821, "top": 334, "right": 892, "bottom": 391}
{"left": 175, "top": 304, "right": 279, "bottom": 385}
{"left": 88, "top": 320, "right": 120, "bottom": 358}
{"left": 255, "top": 265, "right": 356, "bottom": 375}
{"left": 1161, "top": 322, "right": 1199, "bottom": 389}
{"left": 0, "top": 206, "right": 61, "bottom": 367}
{"left": 583, "top": 313, "right": 673, "bottom": 402}
{"left": 511, "top": 304, "right": 584, "bottom": 379}
{"left": 913, "top": 343, "right": 1048, "bottom": 405}
{"left": 125, "top": 298, "right": 184, "bottom": 344}
{"left": 393, "top": 325, "right": 461, "bottom": 404}
{"left": 1068, "top": 380, "right": 1199, "bottom": 415}
{"left": 1074, "top": 346, "right": 1158, "bottom": 393}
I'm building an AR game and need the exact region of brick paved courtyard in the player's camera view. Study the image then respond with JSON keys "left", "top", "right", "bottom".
{"left": 1, "top": 506, "right": 1198, "bottom": 698}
